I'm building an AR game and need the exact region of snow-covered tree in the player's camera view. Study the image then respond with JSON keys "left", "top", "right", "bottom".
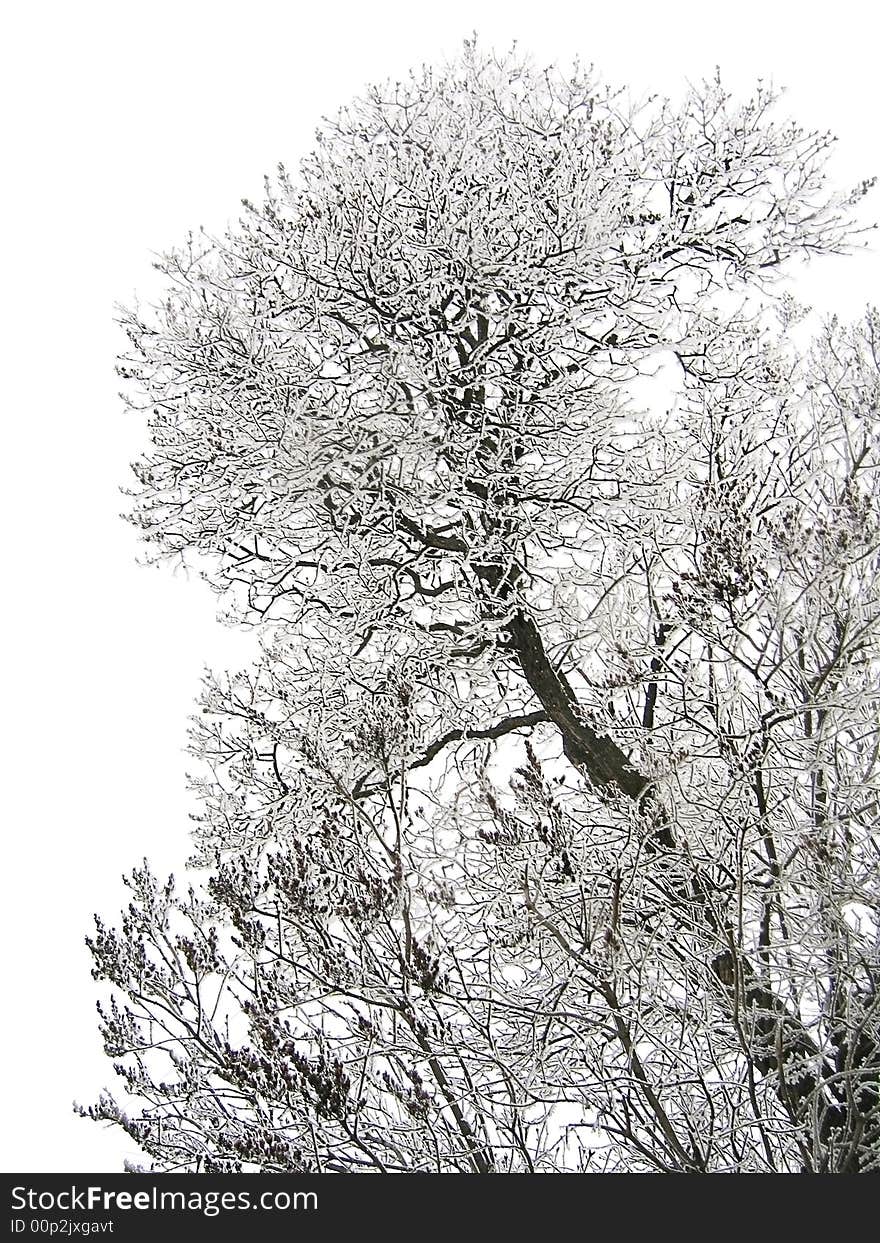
{"left": 84, "top": 44, "right": 880, "bottom": 1172}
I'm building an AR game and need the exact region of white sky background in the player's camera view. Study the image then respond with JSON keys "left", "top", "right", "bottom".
{"left": 1, "top": 0, "right": 878, "bottom": 1172}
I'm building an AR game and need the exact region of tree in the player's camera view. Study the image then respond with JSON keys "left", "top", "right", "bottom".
{"left": 82, "top": 43, "right": 880, "bottom": 1172}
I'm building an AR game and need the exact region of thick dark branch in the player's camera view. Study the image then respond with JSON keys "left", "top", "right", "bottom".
{"left": 471, "top": 556, "right": 655, "bottom": 809}
{"left": 504, "top": 609, "right": 652, "bottom": 801}
{"left": 711, "top": 950, "right": 841, "bottom": 1127}
{"left": 642, "top": 624, "right": 671, "bottom": 731}
{"left": 408, "top": 711, "right": 550, "bottom": 773}
{"left": 711, "top": 950, "right": 880, "bottom": 1170}
{"left": 351, "top": 711, "right": 551, "bottom": 799}
{"left": 395, "top": 513, "right": 469, "bottom": 553}
{"left": 500, "top": 598, "right": 855, "bottom": 1149}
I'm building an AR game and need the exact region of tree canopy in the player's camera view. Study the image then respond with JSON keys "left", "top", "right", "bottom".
{"left": 84, "top": 44, "right": 880, "bottom": 1173}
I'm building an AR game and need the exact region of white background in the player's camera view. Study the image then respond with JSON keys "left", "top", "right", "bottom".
{"left": 2, "top": 0, "right": 878, "bottom": 1172}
